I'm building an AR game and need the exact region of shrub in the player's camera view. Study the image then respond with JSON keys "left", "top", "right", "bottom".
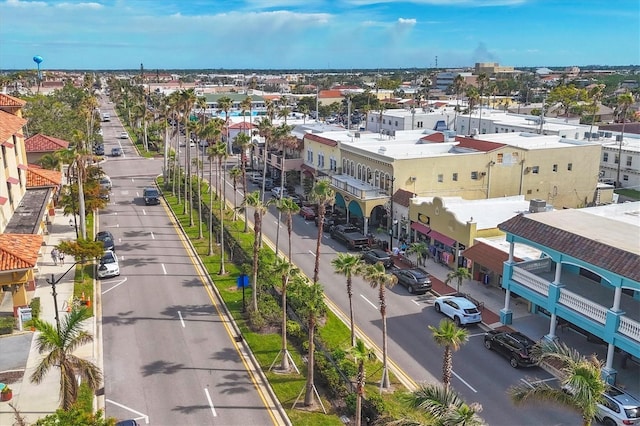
{"left": 331, "top": 347, "right": 346, "bottom": 362}
{"left": 345, "top": 392, "right": 357, "bottom": 415}
{"left": 339, "top": 358, "right": 358, "bottom": 379}
{"left": 30, "top": 297, "right": 41, "bottom": 319}
{"left": 0, "top": 316, "right": 15, "bottom": 335}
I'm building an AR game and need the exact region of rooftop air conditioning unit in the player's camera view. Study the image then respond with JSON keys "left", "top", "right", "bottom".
{"left": 529, "top": 199, "right": 547, "bottom": 213}
{"left": 616, "top": 135, "right": 623, "bottom": 142}
{"left": 354, "top": 132, "right": 361, "bottom": 138}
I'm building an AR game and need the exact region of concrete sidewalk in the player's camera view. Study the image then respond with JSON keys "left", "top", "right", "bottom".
{"left": 0, "top": 208, "right": 98, "bottom": 425}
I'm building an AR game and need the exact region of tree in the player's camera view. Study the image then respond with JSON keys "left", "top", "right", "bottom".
{"left": 233, "top": 131, "right": 252, "bottom": 232}
{"left": 212, "top": 141, "right": 228, "bottom": 275}
{"left": 406, "top": 242, "right": 429, "bottom": 267}
{"left": 278, "top": 197, "right": 300, "bottom": 261}
{"left": 229, "top": 166, "right": 242, "bottom": 221}
{"left": 30, "top": 307, "right": 102, "bottom": 410}
{"left": 192, "top": 155, "right": 204, "bottom": 239}
{"left": 615, "top": 92, "right": 635, "bottom": 187}
{"left": 331, "top": 253, "right": 362, "bottom": 347}
{"left": 428, "top": 319, "right": 469, "bottom": 389}
{"left": 451, "top": 75, "right": 466, "bottom": 131}
{"left": 476, "top": 73, "right": 489, "bottom": 134}
{"left": 587, "top": 84, "right": 605, "bottom": 141}
{"left": 406, "top": 383, "right": 484, "bottom": 426}
{"left": 509, "top": 341, "right": 607, "bottom": 426}
{"left": 217, "top": 96, "right": 233, "bottom": 153}
{"left": 350, "top": 339, "right": 376, "bottom": 426}
{"left": 361, "top": 262, "right": 397, "bottom": 389}
{"left": 445, "top": 267, "right": 472, "bottom": 294}
{"left": 271, "top": 257, "right": 298, "bottom": 372}
{"left": 465, "top": 86, "right": 480, "bottom": 134}
{"left": 310, "top": 180, "right": 335, "bottom": 284}
{"left": 546, "top": 85, "right": 587, "bottom": 117}
{"left": 242, "top": 191, "right": 268, "bottom": 312}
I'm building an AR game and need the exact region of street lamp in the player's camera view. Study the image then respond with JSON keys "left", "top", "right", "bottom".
{"left": 387, "top": 176, "right": 395, "bottom": 250}
{"left": 45, "top": 261, "right": 80, "bottom": 333}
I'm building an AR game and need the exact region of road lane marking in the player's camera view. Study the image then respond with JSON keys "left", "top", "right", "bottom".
{"left": 452, "top": 371, "right": 477, "bottom": 393}
{"left": 150, "top": 231, "right": 155, "bottom": 240}
{"left": 142, "top": 209, "right": 147, "bottom": 215}
{"left": 105, "top": 399, "right": 149, "bottom": 424}
{"left": 308, "top": 250, "right": 316, "bottom": 257}
{"left": 178, "top": 311, "right": 185, "bottom": 328}
{"left": 101, "top": 277, "right": 128, "bottom": 295}
{"left": 204, "top": 387, "right": 217, "bottom": 417}
{"left": 360, "top": 294, "right": 377, "bottom": 310}
{"left": 467, "top": 333, "right": 485, "bottom": 337}
{"left": 161, "top": 264, "right": 167, "bottom": 275}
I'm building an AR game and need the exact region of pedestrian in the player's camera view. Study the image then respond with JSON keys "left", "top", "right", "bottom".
{"left": 58, "top": 250, "right": 65, "bottom": 265}
{"left": 51, "top": 247, "right": 59, "bottom": 266}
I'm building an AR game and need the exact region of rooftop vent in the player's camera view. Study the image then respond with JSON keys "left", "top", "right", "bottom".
{"left": 529, "top": 199, "right": 547, "bottom": 213}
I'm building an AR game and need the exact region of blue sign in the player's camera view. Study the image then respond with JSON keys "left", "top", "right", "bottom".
{"left": 237, "top": 274, "right": 250, "bottom": 289}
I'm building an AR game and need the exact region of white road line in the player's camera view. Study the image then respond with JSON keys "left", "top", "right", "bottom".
{"left": 150, "top": 231, "right": 155, "bottom": 240}
{"left": 105, "top": 399, "right": 149, "bottom": 424}
{"left": 412, "top": 299, "right": 421, "bottom": 306}
{"left": 101, "top": 277, "right": 128, "bottom": 295}
{"left": 521, "top": 377, "right": 557, "bottom": 387}
{"left": 136, "top": 192, "right": 140, "bottom": 197}
{"left": 452, "top": 371, "right": 477, "bottom": 393}
{"left": 308, "top": 250, "right": 316, "bottom": 257}
{"left": 360, "top": 294, "right": 378, "bottom": 310}
{"left": 161, "top": 264, "right": 167, "bottom": 275}
{"left": 142, "top": 209, "right": 147, "bottom": 216}
{"left": 178, "top": 311, "right": 185, "bottom": 328}
{"left": 467, "top": 333, "right": 486, "bottom": 337}
{"left": 204, "top": 388, "right": 217, "bottom": 417}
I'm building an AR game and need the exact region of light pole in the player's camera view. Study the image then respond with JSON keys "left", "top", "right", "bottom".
{"left": 45, "top": 261, "right": 80, "bottom": 333}
{"left": 388, "top": 176, "right": 395, "bottom": 250}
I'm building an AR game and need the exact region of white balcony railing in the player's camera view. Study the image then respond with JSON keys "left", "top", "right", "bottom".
{"left": 512, "top": 266, "right": 550, "bottom": 295}
{"left": 558, "top": 290, "right": 608, "bottom": 324}
{"left": 619, "top": 316, "right": 640, "bottom": 342}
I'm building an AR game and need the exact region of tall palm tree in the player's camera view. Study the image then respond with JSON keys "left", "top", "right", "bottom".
{"left": 310, "top": 180, "right": 335, "bottom": 284}
{"left": 271, "top": 257, "right": 299, "bottom": 372}
{"left": 234, "top": 132, "right": 252, "bottom": 232}
{"left": 30, "top": 307, "right": 102, "bottom": 410}
{"left": 242, "top": 190, "right": 268, "bottom": 312}
{"left": 445, "top": 267, "right": 472, "bottom": 295}
{"left": 229, "top": 166, "right": 242, "bottom": 221}
{"left": 256, "top": 117, "right": 274, "bottom": 204}
{"left": 290, "top": 277, "right": 327, "bottom": 407}
{"left": 452, "top": 75, "right": 465, "bottom": 131}
{"left": 428, "top": 319, "right": 469, "bottom": 389}
{"left": 217, "top": 96, "right": 233, "bottom": 153}
{"left": 407, "top": 383, "right": 484, "bottom": 426}
{"left": 476, "top": 73, "right": 489, "bottom": 135}
{"left": 465, "top": 86, "right": 480, "bottom": 135}
{"left": 407, "top": 242, "right": 429, "bottom": 267}
{"left": 361, "top": 262, "right": 397, "bottom": 389}
{"left": 277, "top": 197, "right": 300, "bottom": 262}
{"left": 179, "top": 89, "right": 197, "bottom": 219}
{"left": 204, "top": 119, "right": 224, "bottom": 255}
{"left": 331, "top": 253, "right": 362, "bottom": 347}
{"left": 192, "top": 156, "right": 204, "bottom": 239}
{"left": 509, "top": 341, "right": 607, "bottom": 426}
{"left": 587, "top": 84, "right": 605, "bottom": 142}
{"left": 615, "top": 92, "right": 635, "bottom": 187}
{"left": 350, "top": 339, "right": 376, "bottom": 426}
{"left": 212, "top": 141, "right": 228, "bottom": 275}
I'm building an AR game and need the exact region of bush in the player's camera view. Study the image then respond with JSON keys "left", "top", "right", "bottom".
{"left": 30, "top": 297, "right": 41, "bottom": 319}
{"left": 0, "top": 316, "right": 15, "bottom": 335}
{"left": 345, "top": 392, "right": 357, "bottom": 415}
{"left": 339, "top": 358, "right": 358, "bottom": 379}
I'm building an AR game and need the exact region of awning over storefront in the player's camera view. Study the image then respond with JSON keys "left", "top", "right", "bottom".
{"left": 301, "top": 164, "right": 315, "bottom": 175}
{"left": 6, "top": 177, "right": 19, "bottom": 184}
{"left": 429, "top": 229, "right": 456, "bottom": 247}
{"left": 411, "top": 221, "right": 430, "bottom": 236}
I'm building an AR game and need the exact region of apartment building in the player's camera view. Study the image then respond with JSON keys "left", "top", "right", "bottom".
{"left": 599, "top": 134, "right": 640, "bottom": 189}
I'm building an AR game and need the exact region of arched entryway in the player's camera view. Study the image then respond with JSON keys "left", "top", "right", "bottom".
{"left": 369, "top": 205, "right": 387, "bottom": 231}
{"left": 347, "top": 200, "right": 364, "bottom": 229}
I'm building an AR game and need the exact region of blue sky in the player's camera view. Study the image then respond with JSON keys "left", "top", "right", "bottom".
{"left": 1, "top": 0, "right": 638, "bottom": 70}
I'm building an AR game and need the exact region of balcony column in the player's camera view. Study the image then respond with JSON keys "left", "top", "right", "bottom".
{"left": 602, "top": 343, "right": 618, "bottom": 385}
{"left": 363, "top": 216, "right": 369, "bottom": 235}
{"left": 543, "top": 261, "right": 564, "bottom": 342}
{"left": 500, "top": 240, "right": 516, "bottom": 324}
{"left": 508, "top": 240, "right": 514, "bottom": 263}
{"left": 612, "top": 286, "right": 622, "bottom": 312}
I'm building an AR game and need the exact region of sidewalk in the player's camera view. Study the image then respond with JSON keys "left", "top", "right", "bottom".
{"left": 0, "top": 209, "right": 98, "bottom": 425}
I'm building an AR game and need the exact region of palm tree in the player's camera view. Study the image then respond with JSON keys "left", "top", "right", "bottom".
{"left": 242, "top": 190, "right": 268, "bottom": 312}
{"left": 229, "top": 166, "right": 242, "bottom": 221}
{"left": 406, "top": 242, "right": 429, "bottom": 267}
{"left": 192, "top": 156, "right": 204, "bottom": 239}
{"left": 509, "top": 341, "right": 607, "bottom": 426}
{"left": 465, "top": 86, "right": 480, "bottom": 135}
{"left": 361, "top": 262, "right": 397, "bottom": 389}
{"left": 217, "top": 96, "right": 233, "bottom": 153}
{"left": 445, "top": 267, "right": 472, "bottom": 295}
{"left": 212, "top": 141, "right": 228, "bottom": 275}
{"left": 476, "top": 73, "right": 489, "bottom": 134}
{"left": 310, "top": 180, "right": 335, "bottom": 284}
{"left": 407, "top": 383, "right": 484, "bottom": 426}
{"left": 256, "top": 117, "right": 274, "bottom": 204}
{"left": 30, "top": 307, "right": 102, "bottom": 410}
{"left": 615, "top": 92, "right": 635, "bottom": 187}
{"left": 179, "top": 89, "right": 197, "bottom": 219}
{"left": 271, "top": 257, "right": 299, "bottom": 372}
{"left": 587, "top": 84, "right": 605, "bottom": 142}
{"left": 350, "top": 339, "right": 376, "bottom": 426}
{"left": 278, "top": 197, "right": 300, "bottom": 261}
{"left": 331, "top": 253, "right": 362, "bottom": 347}
{"left": 234, "top": 132, "right": 252, "bottom": 232}
{"left": 452, "top": 75, "right": 465, "bottom": 131}
{"left": 204, "top": 121, "right": 224, "bottom": 256}
{"left": 428, "top": 319, "right": 469, "bottom": 389}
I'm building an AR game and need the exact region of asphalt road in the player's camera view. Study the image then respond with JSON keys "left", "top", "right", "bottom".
{"left": 97, "top": 103, "right": 280, "bottom": 426}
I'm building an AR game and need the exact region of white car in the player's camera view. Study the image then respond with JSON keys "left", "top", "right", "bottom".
{"left": 597, "top": 386, "right": 640, "bottom": 426}
{"left": 119, "top": 132, "right": 128, "bottom": 139}
{"left": 99, "top": 176, "right": 112, "bottom": 191}
{"left": 97, "top": 250, "right": 120, "bottom": 279}
{"left": 271, "top": 186, "right": 288, "bottom": 199}
{"left": 434, "top": 295, "right": 482, "bottom": 326}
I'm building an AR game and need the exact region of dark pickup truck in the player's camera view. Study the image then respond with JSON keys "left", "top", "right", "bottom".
{"left": 330, "top": 225, "right": 370, "bottom": 250}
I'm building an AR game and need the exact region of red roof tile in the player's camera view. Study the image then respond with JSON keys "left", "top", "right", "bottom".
{"left": 455, "top": 136, "right": 506, "bottom": 152}
{"left": 0, "top": 234, "right": 43, "bottom": 271}
{"left": 304, "top": 133, "right": 338, "bottom": 147}
{"left": 462, "top": 241, "right": 523, "bottom": 274}
{"left": 24, "top": 134, "right": 70, "bottom": 152}
{"left": 319, "top": 90, "right": 343, "bottom": 99}
{"left": 27, "top": 167, "right": 62, "bottom": 188}
{"left": 420, "top": 133, "right": 446, "bottom": 143}
{"left": 0, "top": 109, "right": 27, "bottom": 142}
{"left": 393, "top": 188, "right": 414, "bottom": 207}
{"left": 229, "top": 122, "right": 255, "bottom": 130}
{"left": 0, "top": 93, "right": 26, "bottom": 107}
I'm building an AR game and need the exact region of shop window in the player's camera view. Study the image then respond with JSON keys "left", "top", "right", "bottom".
{"left": 452, "top": 173, "right": 458, "bottom": 181}
{"left": 438, "top": 174, "right": 443, "bottom": 183}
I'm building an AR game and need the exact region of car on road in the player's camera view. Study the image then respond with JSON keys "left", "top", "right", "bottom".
{"left": 250, "top": 172, "right": 263, "bottom": 184}
{"left": 300, "top": 206, "right": 316, "bottom": 220}
{"left": 111, "top": 147, "right": 123, "bottom": 157}
{"left": 97, "top": 250, "right": 120, "bottom": 279}
{"left": 483, "top": 330, "right": 537, "bottom": 368}
{"left": 143, "top": 187, "right": 160, "bottom": 205}
{"left": 119, "top": 132, "right": 128, "bottom": 139}
{"left": 434, "top": 295, "right": 482, "bottom": 326}
{"left": 289, "top": 194, "right": 303, "bottom": 206}
{"left": 115, "top": 420, "right": 139, "bottom": 426}
{"left": 94, "top": 144, "right": 105, "bottom": 155}
{"left": 271, "top": 186, "right": 288, "bottom": 199}
{"left": 597, "top": 386, "right": 640, "bottom": 426}
{"left": 101, "top": 113, "right": 110, "bottom": 122}
{"left": 99, "top": 176, "right": 112, "bottom": 191}
{"left": 361, "top": 248, "right": 393, "bottom": 268}
{"left": 392, "top": 268, "right": 432, "bottom": 294}
{"left": 179, "top": 139, "right": 196, "bottom": 147}
{"left": 95, "top": 231, "right": 115, "bottom": 251}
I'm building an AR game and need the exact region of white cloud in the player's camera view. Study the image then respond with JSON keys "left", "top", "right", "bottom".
{"left": 55, "top": 2, "right": 103, "bottom": 9}
{"left": 397, "top": 17, "right": 416, "bottom": 26}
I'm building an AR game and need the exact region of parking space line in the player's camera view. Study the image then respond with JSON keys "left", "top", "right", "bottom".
{"left": 360, "top": 294, "right": 378, "bottom": 310}
{"left": 161, "top": 264, "right": 167, "bottom": 275}
{"left": 204, "top": 388, "right": 217, "bottom": 418}
{"left": 178, "top": 311, "right": 185, "bottom": 328}
{"left": 452, "top": 370, "right": 477, "bottom": 393}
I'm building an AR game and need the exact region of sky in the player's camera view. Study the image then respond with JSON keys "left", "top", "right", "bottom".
{"left": 1, "top": 0, "right": 639, "bottom": 71}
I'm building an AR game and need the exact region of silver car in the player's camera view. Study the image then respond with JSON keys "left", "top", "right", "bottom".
{"left": 97, "top": 250, "right": 120, "bottom": 279}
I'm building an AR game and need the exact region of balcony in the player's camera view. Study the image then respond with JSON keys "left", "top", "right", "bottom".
{"left": 265, "top": 151, "right": 303, "bottom": 172}
{"left": 330, "top": 174, "right": 389, "bottom": 201}
{"left": 508, "top": 260, "right": 640, "bottom": 344}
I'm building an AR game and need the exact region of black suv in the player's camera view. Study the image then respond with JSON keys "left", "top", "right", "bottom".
{"left": 361, "top": 249, "right": 393, "bottom": 268}
{"left": 483, "top": 330, "right": 537, "bottom": 368}
{"left": 392, "top": 268, "right": 432, "bottom": 294}
{"left": 143, "top": 187, "right": 160, "bottom": 205}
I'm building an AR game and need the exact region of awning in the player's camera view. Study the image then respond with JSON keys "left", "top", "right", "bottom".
{"left": 429, "top": 229, "right": 456, "bottom": 247}
{"left": 301, "top": 164, "right": 315, "bottom": 175}
{"left": 18, "top": 164, "right": 28, "bottom": 170}
{"left": 411, "top": 221, "right": 430, "bottom": 235}
{"left": 2, "top": 141, "right": 14, "bottom": 148}
{"left": 0, "top": 196, "right": 7, "bottom": 205}
{"left": 6, "top": 177, "right": 19, "bottom": 184}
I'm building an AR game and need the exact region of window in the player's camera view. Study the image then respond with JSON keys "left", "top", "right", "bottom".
{"left": 623, "top": 175, "right": 629, "bottom": 181}
{"left": 318, "top": 153, "right": 325, "bottom": 168}
{"left": 395, "top": 121, "right": 399, "bottom": 127}
{"left": 614, "top": 154, "right": 619, "bottom": 164}
{"left": 307, "top": 149, "right": 313, "bottom": 164}
{"left": 438, "top": 174, "right": 443, "bottom": 183}
{"left": 330, "top": 157, "right": 337, "bottom": 172}
{"left": 603, "top": 152, "right": 609, "bottom": 162}
{"left": 567, "top": 163, "right": 572, "bottom": 171}
{"left": 452, "top": 173, "right": 458, "bottom": 181}
{"left": 471, "top": 171, "right": 479, "bottom": 180}
{"left": 627, "top": 156, "right": 633, "bottom": 167}
{"left": 417, "top": 121, "right": 423, "bottom": 128}
{"left": 496, "top": 154, "right": 503, "bottom": 164}
{"left": 532, "top": 166, "right": 539, "bottom": 174}
{"left": 527, "top": 189, "right": 532, "bottom": 195}
{"left": 552, "top": 164, "right": 558, "bottom": 172}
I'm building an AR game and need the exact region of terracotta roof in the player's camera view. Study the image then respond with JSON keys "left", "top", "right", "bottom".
{"left": 304, "top": 133, "right": 338, "bottom": 147}
{"left": 393, "top": 188, "right": 414, "bottom": 207}
{"left": 0, "top": 109, "right": 27, "bottom": 142}
{"left": 229, "top": 122, "right": 255, "bottom": 130}
{"left": 420, "top": 133, "right": 446, "bottom": 143}
{"left": 462, "top": 241, "right": 522, "bottom": 274}
{"left": 498, "top": 214, "right": 640, "bottom": 282}
{"left": 455, "top": 136, "right": 506, "bottom": 152}
{"left": 0, "top": 234, "right": 43, "bottom": 271}
{"left": 27, "top": 166, "right": 62, "bottom": 187}
{"left": 319, "top": 90, "right": 343, "bottom": 99}
{"left": 0, "top": 93, "right": 26, "bottom": 107}
{"left": 25, "top": 133, "right": 70, "bottom": 152}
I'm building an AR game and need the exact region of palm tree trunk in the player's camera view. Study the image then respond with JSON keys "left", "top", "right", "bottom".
{"left": 208, "top": 159, "right": 214, "bottom": 256}
{"left": 280, "top": 273, "right": 290, "bottom": 371}
{"left": 313, "top": 205, "right": 325, "bottom": 283}
{"left": 252, "top": 211, "right": 260, "bottom": 312}
{"left": 380, "top": 285, "right": 390, "bottom": 389}
{"left": 218, "top": 158, "right": 226, "bottom": 275}
{"left": 197, "top": 161, "right": 203, "bottom": 239}
{"left": 356, "top": 363, "right": 364, "bottom": 426}
{"left": 348, "top": 278, "right": 355, "bottom": 347}
{"left": 443, "top": 346, "right": 452, "bottom": 388}
{"left": 304, "top": 318, "right": 316, "bottom": 406}
{"left": 242, "top": 158, "right": 249, "bottom": 233}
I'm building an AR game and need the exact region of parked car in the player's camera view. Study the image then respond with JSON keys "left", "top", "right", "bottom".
{"left": 250, "top": 172, "right": 263, "bottom": 184}
{"left": 115, "top": 420, "right": 139, "bottom": 426}
{"left": 119, "top": 132, "right": 128, "bottom": 139}
{"left": 434, "top": 295, "right": 482, "bottom": 326}
{"left": 289, "top": 194, "right": 303, "bottom": 206}
{"left": 300, "top": 206, "right": 316, "bottom": 220}
{"left": 483, "top": 330, "right": 537, "bottom": 368}
{"left": 361, "top": 249, "right": 393, "bottom": 268}
{"left": 271, "top": 186, "right": 288, "bottom": 199}
{"left": 97, "top": 250, "right": 120, "bottom": 279}
{"left": 392, "top": 268, "right": 432, "bottom": 294}
{"left": 597, "top": 386, "right": 640, "bottom": 426}
{"left": 263, "top": 178, "right": 274, "bottom": 191}
{"left": 143, "top": 187, "right": 160, "bottom": 205}
{"left": 111, "top": 147, "right": 123, "bottom": 157}
{"left": 99, "top": 176, "right": 112, "bottom": 191}
{"left": 95, "top": 231, "right": 115, "bottom": 251}
{"left": 101, "top": 113, "right": 110, "bottom": 122}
